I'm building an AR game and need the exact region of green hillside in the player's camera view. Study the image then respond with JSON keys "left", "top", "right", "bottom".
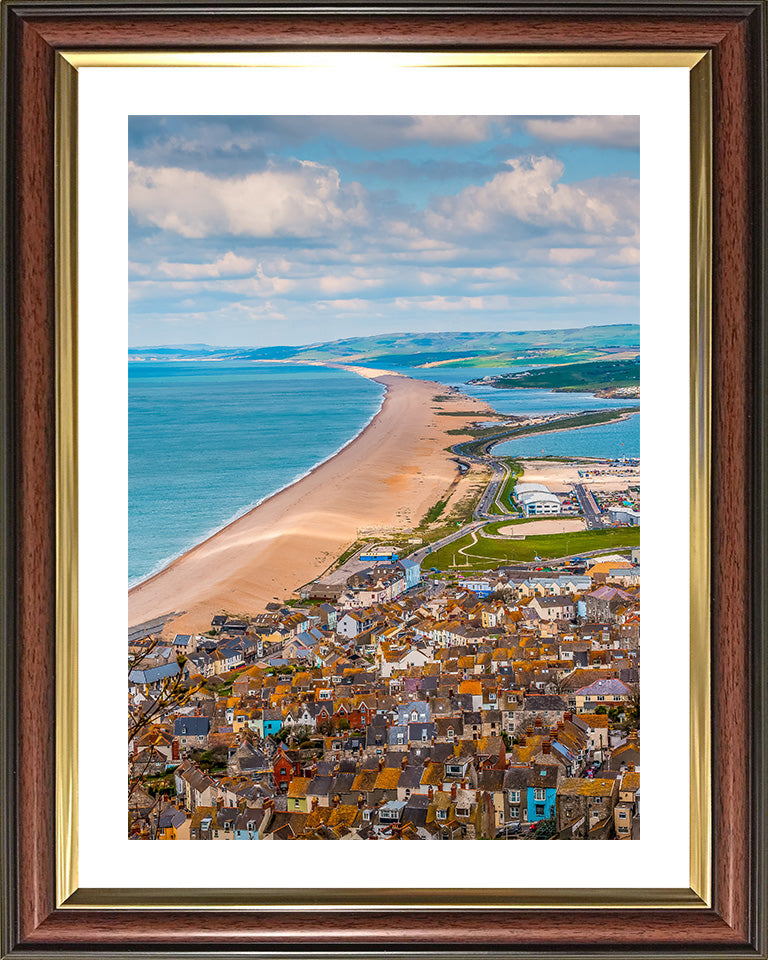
{"left": 129, "top": 325, "right": 639, "bottom": 368}
{"left": 482, "top": 357, "right": 640, "bottom": 392}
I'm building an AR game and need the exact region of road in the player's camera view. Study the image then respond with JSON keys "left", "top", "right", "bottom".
{"left": 573, "top": 482, "right": 604, "bottom": 529}
{"left": 474, "top": 461, "right": 511, "bottom": 519}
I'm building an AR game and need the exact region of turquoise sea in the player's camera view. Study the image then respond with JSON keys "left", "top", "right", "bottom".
{"left": 128, "top": 362, "right": 384, "bottom": 585}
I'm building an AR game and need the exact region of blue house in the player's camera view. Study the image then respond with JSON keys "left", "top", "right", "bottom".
{"left": 398, "top": 558, "right": 421, "bottom": 589}
{"left": 262, "top": 709, "right": 283, "bottom": 737}
{"left": 463, "top": 578, "right": 493, "bottom": 597}
{"left": 526, "top": 764, "right": 559, "bottom": 823}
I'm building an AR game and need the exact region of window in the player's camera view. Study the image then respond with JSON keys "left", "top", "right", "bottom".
{"left": 447, "top": 728, "right": 454, "bottom": 738}
{"left": 363, "top": 810, "right": 371, "bottom": 820}
{"left": 436, "top": 809, "right": 447, "bottom": 821}
{"left": 510, "top": 806, "right": 519, "bottom": 818}
{"left": 535, "top": 804, "right": 545, "bottom": 817}
{"left": 508, "top": 790, "right": 520, "bottom": 803}
{"left": 456, "top": 807, "right": 469, "bottom": 818}
{"left": 533, "top": 788, "right": 545, "bottom": 801}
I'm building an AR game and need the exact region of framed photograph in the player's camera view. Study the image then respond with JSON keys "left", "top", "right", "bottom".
{"left": 1, "top": 2, "right": 766, "bottom": 958}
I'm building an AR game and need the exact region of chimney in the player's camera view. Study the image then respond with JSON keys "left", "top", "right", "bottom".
{"left": 357, "top": 793, "right": 364, "bottom": 809}
{"left": 378, "top": 756, "right": 385, "bottom": 771}
{"left": 542, "top": 740, "right": 552, "bottom": 755}
{"left": 311, "top": 797, "right": 319, "bottom": 811}
{"left": 534, "top": 717, "right": 543, "bottom": 729}
{"left": 564, "top": 712, "right": 572, "bottom": 722}
{"left": 628, "top": 762, "right": 635, "bottom": 772}
{"left": 526, "top": 726, "right": 534, "bottom": 736}
{"left": 519, "top": 736, "right": 526, "bottom": 746}
{"left": 333, "top": 794, "right": 341, "bottom": 808}
{"left": 450, "top": 782, "right": 457, "bottom": 800}
{"left": 428, "top": 787, "right": 434, "bottom": 800}
{"left": 401, "top": 757, "right": 408, "bottom": 769}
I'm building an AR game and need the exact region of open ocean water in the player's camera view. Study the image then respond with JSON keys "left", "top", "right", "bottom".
{"left": 128, "top": 362, "right": 384, "bottom": 585}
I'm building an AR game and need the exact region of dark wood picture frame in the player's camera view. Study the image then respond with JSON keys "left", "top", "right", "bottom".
{"left": 1, "top": 2, "right": 766, "bottom": 957}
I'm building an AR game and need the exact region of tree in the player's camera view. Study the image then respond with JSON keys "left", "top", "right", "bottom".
{"left": 128, "top": 642, "right": 205, "bottom": 802}
{"left": 594, "top": 705, "right": 608, "bottom": 715}
{"left": 337, "top": 717, "right": 351, "bottom": 731}
{"left": 500, "top": 731, "right": 513, "bottom": 750}
{"left": 626, "top": 693, "right": 640, "bottom": 727}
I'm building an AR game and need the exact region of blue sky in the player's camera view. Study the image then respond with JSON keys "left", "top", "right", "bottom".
{"left": 128, "top": 116, "right": 639, "bottom": 347}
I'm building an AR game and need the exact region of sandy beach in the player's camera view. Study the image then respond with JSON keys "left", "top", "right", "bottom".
{"left": 128, "top": 370, "right": 494, "bottom": 635}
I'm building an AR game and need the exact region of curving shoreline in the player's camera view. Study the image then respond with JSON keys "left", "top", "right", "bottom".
{"left": 128, "top": 370, "right": 494, "bottom": 635}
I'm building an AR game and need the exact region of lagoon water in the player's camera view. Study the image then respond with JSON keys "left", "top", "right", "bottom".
{"left": 387, "top": 365, "right": 640, "bottom": 460}
{"left": 493, "top": 412, "right": 640, "bottom": 459}
{"left": 129, "top": 362, "right": 384, "bottom": 585}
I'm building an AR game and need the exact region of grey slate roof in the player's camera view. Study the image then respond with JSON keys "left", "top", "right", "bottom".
{"left": 173, "top": 716, "right": 210, "bottom": 737}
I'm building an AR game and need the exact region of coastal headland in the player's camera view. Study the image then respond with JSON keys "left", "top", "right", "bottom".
{"left": 128, "top": 368, "right": 495, "bottom": 635}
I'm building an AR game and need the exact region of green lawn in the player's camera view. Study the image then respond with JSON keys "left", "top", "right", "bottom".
{"left": 496, "top": 459, "right": 524, "bottom": 512}
{"left": 430, "top": 525, "right": 640, "bottom": 569}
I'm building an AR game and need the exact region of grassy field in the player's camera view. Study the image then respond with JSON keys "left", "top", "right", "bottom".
{"left": 430, "top": 525, "right": 640, "bottom": 569}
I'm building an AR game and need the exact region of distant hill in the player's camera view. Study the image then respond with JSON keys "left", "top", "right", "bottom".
{"left": 129, "top": 325, "right": 639, "bottom": 368}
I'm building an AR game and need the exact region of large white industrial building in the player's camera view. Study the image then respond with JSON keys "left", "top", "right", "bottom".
{"left": 514, "top": 482, "right": 562, "bottom": 517}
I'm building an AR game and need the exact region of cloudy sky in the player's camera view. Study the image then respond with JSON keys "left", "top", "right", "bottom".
{"left": 128, "top": 115, "right": 639, "bottom": 347}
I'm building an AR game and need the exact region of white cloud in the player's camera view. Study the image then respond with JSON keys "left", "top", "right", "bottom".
{"left": 425, "top": 156, "right": 634, "bottom": 237}
{"left": 606, "top": 245, "right": 640, "bottom": 266}
{"left": 128, "top": 160, "right": 368, "bottom": 239}
{"left": 525, "top": 116, "right": 639, "bottom": 148}
{"left": 154, "top": 251, "right": 259, "bottom": 279}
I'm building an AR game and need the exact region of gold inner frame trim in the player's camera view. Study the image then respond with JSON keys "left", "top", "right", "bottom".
{"left": 62, "top": 50, "right": 707, "bottom": 69}
{"left": 54, "top": 49, "right": 712, "bottom": 912}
